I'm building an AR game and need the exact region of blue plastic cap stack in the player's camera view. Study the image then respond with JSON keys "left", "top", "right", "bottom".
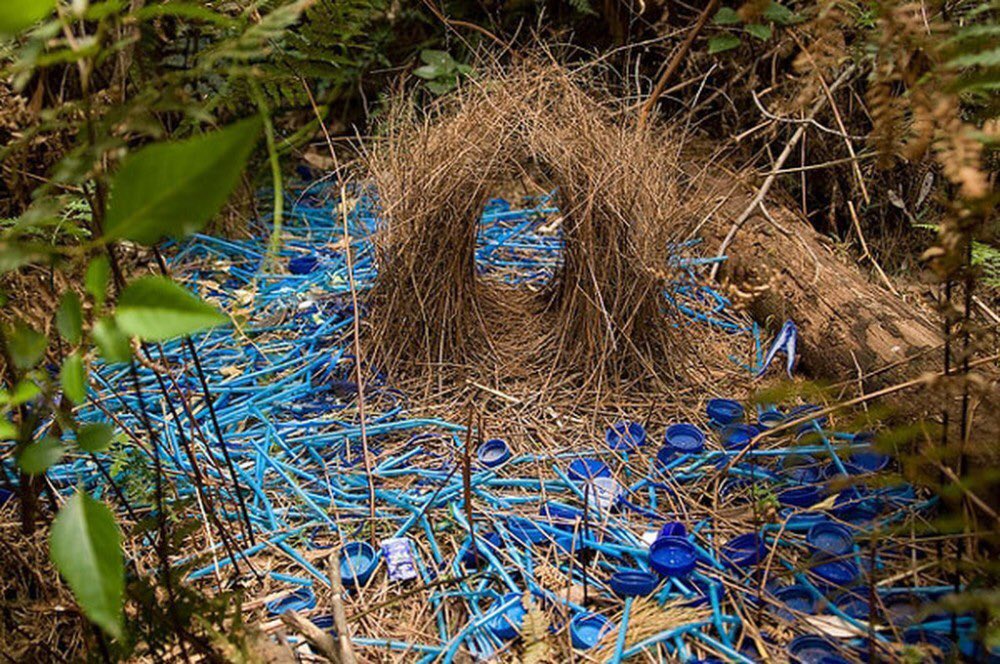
{"left": 706, "top": 398, "right": 744, "bottom": 427}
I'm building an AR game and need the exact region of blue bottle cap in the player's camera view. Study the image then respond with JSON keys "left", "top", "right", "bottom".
{"left": 807, "top": 521, "right": 854, "bottom": 556}
{"left": 507, "top": 516, "right": 547, "bottom": 545}
{"left": 720, "top": 533, "right": 766, "bottom": 569}
{"left": 663, "top": 423, "right": 705, "bottom": 454}
{"left": 609, "top": 569, "right": 659, "bottom": 597}
{"left": 266, "top": 587, "right": 317, "bottom": 615}
{"left": 462, "top": 532, "right": 502, "bottom": 568}
{"left": 539, "top": 502, "right": 583, "bottom": 524}
{"left": 658, "top": 521, "right": 687, "bottom": 539}
{"left": 780, "top": 454, "right": 822, "bottom": 483}
{"left": 808, "top": 555, "right": 859, "bottom": 589}
{"left": 758, "top": 408, "right": 785, "bottom": 429}
{"left": 816, "top": 656, "right": 852, "bottom": 664}
{"left": 903, "top": 629, "right": 954, "bottom": 663}
{"left": 649, "top": 536, "right": 698, "bottom": 578}
{"left": 569, "top": 612, "right": 612, "bottom": 650}
{"left": 720, "top": 424, "right": 758, "bottom": 450}
{"left": 788, "top": 634, "right": 839, "bottom": 663}
{"left": 832, "top": 488, "right": 882, "bottom": 522}
{"left": 781, "top": 510, "right": 830, "bottom": 531}
{"left": 774, "top": 585, "right": 816, "bottom": 619}
{"left": 312, "top": 615, "right": 334, "bottom": 631}
{"left": 567, "top": 457, "right": 611, "bottom": 481}
{"left": 586, "top": 477, "right": 623, "bottom": 513}
{"left": 487, "top": 592, "right": 526, "bottom": 640}
{"left": 288, "top": 254, "right": 319, "bottom": 275}
{"left": 0, "top": 488, "right": 13, "bottom": 505}
{"left": 832, "top": 590, "right": 870, "bottom": 620}
{"left": 605, "top": 421, "right": 646, "bottom": 451}
{"left": 847, "top": 447, "right": 890, "bottom": 473}
{"left": 706, "top": 398, "right": 744, "bottom": 426}
{"left": 883, "top": 593, "right": 920, "bottom": 626}
{"left": 477, "top": 438, "right": 511, "bottom": 468}
{"left": 778, "top": 485, "right": 824, "bottom": 508}
{"left": 882, "top": 482, "right": 916, "bottom": 505}
{"left": 340, "top": 541, "right": 379, "bottom": 588}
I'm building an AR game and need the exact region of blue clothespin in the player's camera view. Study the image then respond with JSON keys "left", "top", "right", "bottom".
{"left": 756, "top": 320, "right": 797, "bottom": 377}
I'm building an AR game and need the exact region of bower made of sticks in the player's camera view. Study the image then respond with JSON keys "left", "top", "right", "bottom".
{"left": 366, "top": 66, "right": 696, "bottom": 384}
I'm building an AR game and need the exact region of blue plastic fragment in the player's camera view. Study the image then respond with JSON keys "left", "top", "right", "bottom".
{"left": 605, "top": 421, "right": 647, "bottom": 451}
{"left": 567, "top": 457, "right": 611, "bottom": 481}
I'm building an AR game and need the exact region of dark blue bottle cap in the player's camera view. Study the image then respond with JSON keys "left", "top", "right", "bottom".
{"left": 477, "top": 438, "right": 511, "bottom": 468}
{"left": 903, "top": 629, "right": 954, "bottom": 663}
{"left": 780, "top": 454, "right": 822, "bottom": 483}
{"left": 266, "top": 587, "right": 317, "bottom": 615}
{"left": 816, "top": 656, "right": 852, "bottom": 664}
{"left": 882, "top": 482, "right": 916, "bottom": 505}
{"left": 609, "top": 569, "right": 659, "bottom": 597}
{"left": 605, "top": 421, "right": 647, "bottom": 451}
{"left": 567, "top": 457, "right": 611, "bottom": 481}
{"left": 462, "top": 532, "right": 502, "bottom": 568}
{"left": 778, "top": 485, "right": 824, "bottom": 508}
{"left": 340, "top": 541, "right": 379, "bottom": 588}
{"left": 289, "top": 254, "right": 319, "bottom": 275}
{"left": 706, "top": 398, "right": 744, "bottom": 426}
{"left": 831, "top": 488, "right": 882, "bottom": 522}
{"left": 847, "top": 447, "right": 890, "bottom": 473}
{"left": 507, "top": 516, "right": 547, "bottom": 545}
{"left": 658, "top": 521, "right": 686, "bottom": 539}
{"left": 781, "top": 510, "right": 830, "bottom": 531}
{"left": 806, "top": 521, "right": 854, "bottom": 556}
{"left": 312, "top": 615, "right": 335, "bottom": 631}
{"left": 774, "top": 585, "right": 816, "bottom": 619}
{"left": 664, "top": 423, "right": 705, "bottom": 454}
{"left": 757, "top": 408, "right": 785, "bottom": 429}
{"left": 720, "top": 424, "right": 758, "bottom": 450}
{"left": 883, "top": 593, "right": 920, "bottom": 626}
{"left": 487, "top": 592, "right": 526, "bottom": 640}
{"left": 832, "top": 590, "right": 870, "bottom": 620}
{"left": 808, "top": 555, "right": 859, "bottom": 589}
{"left": 569, "top": 612, "right": 612, "bottom": 650}
{"left": 720, "top": 533, "right": 766, "bottom": 569}
{"left": 788, "top": 634, "right": 839, "bottom": 663}
{"left": 649, "top": 536, "right": 698, "bottom": 578}
{"left": 0, "top": 488, "right": 13, "bottom": 505}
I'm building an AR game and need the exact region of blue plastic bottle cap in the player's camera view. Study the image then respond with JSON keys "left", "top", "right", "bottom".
{"left": 832, "top": 488, "right": 882, "bottom": 522}
{"left": 781, "top": 454, "right": 822, "bottom": 483}
{"left": 832, "top": 590, "right": 870, "bottom": 620}
{"left": 808, "top": 556, "right": 859, "bottom": 589}
{"left": 463, "top": 532, "right": 502, "bottom": 568}
{"left": 721, "top": 533, "right": 765, "bottom": 569}
{"left": 882, "top": 482, "right": 916, "bottom": 505}
{"left": 706, "top": 398, "right": 745, "bottom": 426}
{"left": 569, "top": 612, "right": 612, "bottom": 650}
{"left": 649, "top": 536, "right": 698, "bottom": 578}
{"left": 289, "top": 254, "right": 319, "bottom": 275}
{"left": 487, "top": 592, "right": 526, "bottom": 640}
{"left": 340, "top": 541, "right": 379, "bottom": 588}
{"left": 586, "top": 477, "right": 622, "bottom": 513}
{"left": 312, "top": 615, "right": 335, "bottom": 631}
{"left": 658, "top": 521, "right": 687, "bottom": 539}
{"left": 0, "top": 488, "right": 13, "bottom": 505}
{"left": 567, "top": 457, "right": 611, "bottom": 481}
{"left": 539, "top": 502, "right": 583, "bottom": 523}
{"left": 720, "top": 423, "right": 758, "bottom": 450}
{"left": 788, "top": 634, "right": 839, "bottom": 663}
{"left": 816, "top": 656, "right": 852, "bottom": 664}
{"left": 507, "top": 516, "right": 547, "bottom": 545}
{"left": 477, "top": 438, "right": 511, "bottom": 468}
{"left": 884, "top": 593, "right": 920, "bottom": 626}
{"left": 903, "top": 629, "right": 954, "bottom": 663}
{"left": 266, "top": 587, "right": 317, "bottom": 615}
{"left": 774, "top": 585, "right": 816, "bottom": 619}
{"left": 757, "top": 409, "right": 785, "bottom": 429}
{"left": 782, "top": 510, "right": 830, "bottom": 531}
{"left": 609, "top": 570, "right": 659, "bottom": 597}
{"left": 605, "top": 421, "right": 646, "bottom": 451}
{"left": 664, "top": 423, "right": 705, "bottom": 454}
{"left": 778, "top": 485, "right": 824, "bottom": 508}
{"left": 807, "top": 521, "right": 854, "bottom": 556}
{"left": 847, "top": 447, "right": 889, "bottom": 473}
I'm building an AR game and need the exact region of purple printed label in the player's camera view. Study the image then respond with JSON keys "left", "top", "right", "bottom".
{"left": 381, "top": 537, "right": 418, "bottom": 581}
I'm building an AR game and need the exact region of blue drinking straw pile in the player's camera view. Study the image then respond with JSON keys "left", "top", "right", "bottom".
{"left": 8, "top": 178, "right": 991, "bottom": 662}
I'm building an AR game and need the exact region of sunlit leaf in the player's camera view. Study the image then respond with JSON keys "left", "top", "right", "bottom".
{"left": 0, "top": 0, "right": 56, "bottom": 35}
{"left": 17, "top": 436, "right": 64, "bottom": 475}
{"left": 4, "top": 322, "right": 47, "bottom": 369}
{"left": 92, "top": 318, "right": 131, "bottom": 363}
{"left": 57, "top": 292, "right": 84, "bottom": 345}
{"left": 61, "top": 352, "right": 87, "bottom": 404}
{"left": 713, "top": 7, "right": 741, "bottom": 24}
{"left": 745, "top": 23, "right": 772, "bottom": 40}
{"left": 116, "top": 276, "right": 227, "bottom": 341}
{"left": 77, "top": 423, "right": 114, "bottom": 453}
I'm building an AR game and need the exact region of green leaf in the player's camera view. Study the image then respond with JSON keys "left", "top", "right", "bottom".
{"left": 1, "top": 379, "right": 41, "bottom": 406}
{"left": 420, "top": 49, "right": 454, "bottom": 68}
{"left": 713, "top": 7, "right": 741, "bottom": 24}
{"left": 103, "top": 119, "right": 262, "bottom": 244}
{"left": 85, "top": 256, "right": 111, "bottom": 308}
{"left": 50, "top": 491, "right": 125, "bottom": 639}
{"left": 61, "top": 353, "right": 87, "bottom": 404}
{"left": 762, "top": 2, "right": 797, "bottom": 24}
{"left": 708, "top": 34, "right": 742, "bottom": 53}
{"left": 413, "top": 64, "right": 442, "bottom": 80}
{"left": 745, "top": 23, "right": 772, "bottom": 40}
{"left": 1, "top": 242, "right": 38, "bottom": 272}
{"left": 17, "top": 436, "right": 65, "bottom": 475}
{"left": 4, "top": 322, "right": 47, "bottom": 369}
{"left": 426, "top": 78, "right": 457, "bottom": 95}
{"left": 948, "top": 46, "right": 1000, "bottom": 68}
{"left": 92, "top": 318, "right": 132, "bottom": 363}
{"left": 0, "top": 419, "right": 16, "bottom": 440}
{"left": 0, "top": 0, "right": 56, "bottom": 35}
{"left": 77, "top": 423, "right": 114, "bottom": 453}
{"left": 116, "top": 276, "right": 227, "bottom": 341}
{"left": 57, "top": 292, "right": 84, "bottom": 345}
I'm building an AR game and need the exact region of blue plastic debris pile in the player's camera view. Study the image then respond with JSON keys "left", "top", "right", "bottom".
{"left": 5, "top": 184, "right": 990, "bottom": 663}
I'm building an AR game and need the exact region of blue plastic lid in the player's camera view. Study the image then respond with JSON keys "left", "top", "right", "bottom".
{"left": 658, "top": 521, "right": 687, "bottom": 539}
{"left": 567, "top": 457, "right": 611, "bottom": 481}
{"left": 609, "top": 570, "right": 659, "bottom": 597}
{"left": 605, "top": 421, "right": 646, "bottom": 451}
{"left": 507, "top": 516, "right": 547, "bottom": 545}
{"left": 781, "top": 454, "right": 822, "bottom": 483}
{"left": 808, "top": 556, "right": 859, "bottom": 589}
{"left": 266, "top": 587, "right": 317, "bottom": 616}
{"left": 0, "top": 488, "right": 13, "bottom": 505}
{"left": 782, "top": 510, "right": 830, "bottom": 531}
{"left": 477, "top": 438, "right": 511, "bottom": 468}
{"left": 649, "top": 536, "right": 698, "bottom": 578}
{"left": 312, "top": 615, "right": 334, "bottom": 631}
{"left": 903, "top": 629, "right": 954, "bottom": 663}
{"left": 462, "top": 532, "right": 502, "bottom": 568}
{"left": 340, "top": 541, "right": 379, "bottom": 588}
{"left": 721, "top": 424, "right": 758, "bottom": 450}
{"left": 663, "top": 423, "right": 705, "bottom": 454}
{"left": 883, "top": 593, "right": 920, "bottom": 626}
{"left": 706, "top": 398, "right": 744, "bottom": 426}
{"left": 289, "top": 254, "right": 319, "bottom": 275}
{"left": 569, "top": 612, "right": 612, "bottom": 650}
{"left": 539, "top": 502, "right": 583, "bottom": 523}
{"left": 774, "top": 585, "right": 816, "bottom": 619}
{"left": 832, "top": 590, "right": 870, "bottom": 620}
{"left": 487, "top": 592, "right": 526, "bottom": 640}
{"left": 778, "top": 485, "right": 824, "bottom": 508}
{"left": 720, "top": 533, "right": 765, "bottom": 569}
{"left": 586, "top": 477, "right": 622, "bottom": 513}
{"left": 832, "top": 488, "right": 882, "bottom": 522}
{"left": 847, "top": 447, "right": 890, "bottom": 473}
{"left": 807, "top": 521, "right": 854, "bottom": 556}
{"left": 757, "top": 408, "right": 785, "bottom": 429}
{"left": 788, "top": 634, "right": 839, "bottom": 663}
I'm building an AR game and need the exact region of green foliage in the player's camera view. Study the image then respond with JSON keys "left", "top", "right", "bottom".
{"left": 92, "top": 317, "right": 132, "bottom": 363}
{"left": 414, "top": 50, "right": 473, "bottom": 95}
{"left": 17, "top": 436, "right": 65, "bottom": 475}
{"left": 709, "top": 2, "right": 799, "bottom": 53}
{"left": 50, "top": 491, "right": 125, "bottom": 639}
{"left": 60, "top": 352, "right": 87, "bottom": 404}
{"left": 77, "top": 422, "right": 115, "bottom": 453}
{"left": 4, "top": 322, "right": 46, "bottom": 369}
{"left": 103, "top": 119, "right": 263, "bottom": 244}
{"left": 85, "top": 256, "right": 110, "bottom": 308}
{"left": 0, "top": 0, "right": 56, "bottom": 35}
{"left": 56, "top": 291, "right": 83, "bottom": 345}
{"left": 116, "top": 276, "right": 227, "bottom": 341}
